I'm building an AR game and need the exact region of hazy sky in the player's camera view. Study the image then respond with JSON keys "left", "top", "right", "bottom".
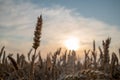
{"left": 0, "top": 0, "right": 120, "bottom": 57}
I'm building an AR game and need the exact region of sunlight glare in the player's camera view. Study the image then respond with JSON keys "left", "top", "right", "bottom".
{"left": 64, "top": 37, "right": 80, "bottom": 50}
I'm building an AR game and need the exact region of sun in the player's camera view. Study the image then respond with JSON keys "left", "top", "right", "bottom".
{"left": 64, "top": 37, "right": 80, "bottom": 50}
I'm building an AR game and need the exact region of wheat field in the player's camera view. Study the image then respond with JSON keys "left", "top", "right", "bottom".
{"left": 0, "top": 16, "right": 120, "bottom": 80}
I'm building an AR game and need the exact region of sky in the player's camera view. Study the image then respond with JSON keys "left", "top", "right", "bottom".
{"left": 0, "top": 0, "right": 120, "bottom": 58}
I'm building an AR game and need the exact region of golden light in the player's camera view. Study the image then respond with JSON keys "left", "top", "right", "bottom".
{"left": 64, "top": 37, "right": 80, "bottom": 50}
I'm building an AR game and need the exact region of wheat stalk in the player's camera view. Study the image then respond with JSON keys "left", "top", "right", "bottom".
{"left": 32, "top": 15, "right": 42, "bottom": 51}
{"left": 0, "top": 46, "right": 5, "bottom": 63}
{"left": 8, "top": 55, "right": 19, "bottom": 71}
{"left": 2, "top": 51, "right": 6, "bottom": 64}
{"left": 92, "top": 40, "right": 97, "bottom": 69}
{"left": 102, "top": 38, "right": 111, "bottom": 73}
{"left": 29, "top": 15, "right": 43, "bottom": 80}
{"left": 28, "top": 48, "right": 33, "bottom": 61}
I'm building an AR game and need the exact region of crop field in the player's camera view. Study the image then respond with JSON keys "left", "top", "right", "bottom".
{"left": 0, "top": 16, "right": 120, "bottom": 80}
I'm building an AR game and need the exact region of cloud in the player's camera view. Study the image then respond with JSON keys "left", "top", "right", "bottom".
{"left": 0, "top": 0, "right": 120, "bottom": 57}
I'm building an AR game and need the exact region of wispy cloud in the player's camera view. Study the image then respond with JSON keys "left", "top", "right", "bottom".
{"left": 0, "top": 0, "right": 120, "bottom": 57}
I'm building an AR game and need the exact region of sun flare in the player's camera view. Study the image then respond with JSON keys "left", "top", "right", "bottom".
{"left": 64, "top": 37, "right": 80, "bottom": 50}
